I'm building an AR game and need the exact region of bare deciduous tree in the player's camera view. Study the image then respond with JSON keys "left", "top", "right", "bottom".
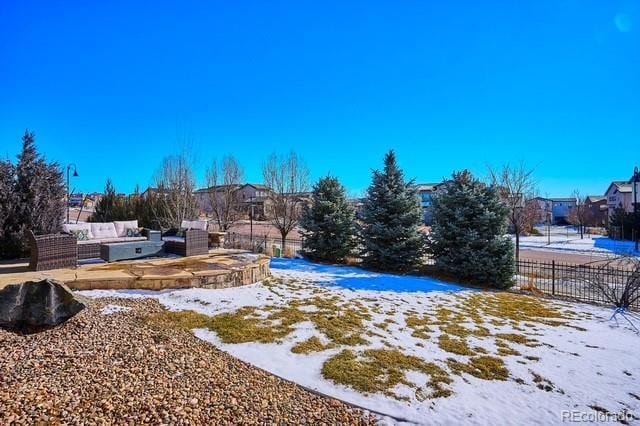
{"left": 153, "top": 153, "right": 199, "bottom": 229}
{"left": 489, "top": 162, "right": 538, "bottom": 263}
{"left": 567, "top": 190, "right": 590, "bottom": 239}
{"left": 574, "top": 256, "right": 640, "bottom": 332}
{"left": 205, "top": 156, "right": 244, "bottom": 231}
{"left": 262, "top": 152, "right": 310, "bottom": 248}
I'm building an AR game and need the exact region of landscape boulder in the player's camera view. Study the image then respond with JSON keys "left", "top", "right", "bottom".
{"left": 0, "top": 279, "right": 86, "bottom": 332}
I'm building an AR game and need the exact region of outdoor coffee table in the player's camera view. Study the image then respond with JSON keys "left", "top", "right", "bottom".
{"left": 99, "top": 240, "right": 165, "bottom": 262}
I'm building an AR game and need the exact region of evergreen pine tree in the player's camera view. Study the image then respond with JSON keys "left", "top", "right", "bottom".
{"left": 300, "top": 176, "right": 357, "bottom": 263}
{"left": 360, "top": 150, "right": 425, "bottom": 272}
{"left": 610, "top": 207, "right": 634, "bottom": 240}
{"left": 91, "top": 179, "right": 122, "bottom": 222}
{"left": 428, "top": 170, "right": 515, "bottom": 288}
{"left": 10, "top": 130, "right": 65, "bottom": 256}
{"left": 0, "top": 160, "right": 16, "bottom": 258}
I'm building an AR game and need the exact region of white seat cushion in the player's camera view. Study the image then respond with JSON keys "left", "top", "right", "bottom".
{"left": 100, "top": 237, "right": 147, "bottom": 244}
{"left": 163, "top": 236, "right": 185, "bottom": 243}
{"left": 77, "top": 236, "right": 147, "bottom": 245}
{"left": 78, "top": 239, "right": 101, "bottom": 245}
{"left": 180, "top": 220, "right": 208, "bottom": 231}
{"left": 62, "top": 223, "right": 93, "bottom": 239}
{"left": 90, "top": 222, "right": 118, "bottom": 239}
{"left": 114, "top": 220, "right": 139, "bottom": 237}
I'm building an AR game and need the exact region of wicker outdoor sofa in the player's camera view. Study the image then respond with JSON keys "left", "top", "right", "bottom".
{"left": 28, "top": 219, "right": 210, "bottom": 271}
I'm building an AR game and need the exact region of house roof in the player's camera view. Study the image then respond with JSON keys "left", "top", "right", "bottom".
{"left": 195, "top": 183, "right": 272, "bottom": 193}
{"left": 586, "top": 195, "right": 606, "bottom": 203}
{"left": 605, "top": 181, "right": 633, "bottom": 195}
{"left": 548, "top": 197, "right": 576, "bottom": 203}
{"left": 416, "top": 182, "right": 442, "bottom": 192}
{"left": 244, "top": 183, "right": 270, "bottom": 191}
{"left": 195, "top": 184, "right": 243, "bottom": 193}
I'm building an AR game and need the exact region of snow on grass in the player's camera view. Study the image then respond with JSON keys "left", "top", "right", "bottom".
{"left": 518, "top": 230, "right": 639, "bottom": 257}
{"left": 82, "top": 260, "right": 640, "bottom": 425}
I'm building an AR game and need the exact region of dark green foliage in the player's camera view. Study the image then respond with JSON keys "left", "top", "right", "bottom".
{"left": 90, "top": 179, "right": 121, "bottom": 222}
{"left": 0, "top": 160, "right": 16, "bottom": 258}
{"left": 0, "top": 130, "right": 66, "bottom": 258}
{"left": 300, "top": 176, "right": 357, "bottom": 263}
{"left": 90, "top": 181, "right": 161, "bottom": 229}
{"left": 428, "top": 170, "right": 515, "bottom": 289}
{"left": 360, "top": 150, "right": 426, "bottom": 272}
{"left": 609, "top": 207, "right": 635, "bottom": 240}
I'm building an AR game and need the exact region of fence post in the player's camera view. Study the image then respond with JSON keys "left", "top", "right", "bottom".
{"left": 551, "top": 260, "right": 556, "bottom": 295}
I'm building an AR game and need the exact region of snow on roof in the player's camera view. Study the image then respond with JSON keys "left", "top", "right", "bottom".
{"left": 415, "top": 183, "right": 442, "bottom": 192}
{"left": 586, "top": 195, "right": 606, "bottom": 202}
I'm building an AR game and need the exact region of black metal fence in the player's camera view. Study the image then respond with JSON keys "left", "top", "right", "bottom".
{"left": 225, "top": 232, "right": 304, "bottom": 257}
{"left": 224, "top": 232, "right": 637, "bottom": 310}
{"left": 515, "top": 259, "right": 638, "bottom": 310}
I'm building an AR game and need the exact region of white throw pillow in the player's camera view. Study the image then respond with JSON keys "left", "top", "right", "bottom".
{"left": 180, "top": 219, "right": 208, "bottom": 231}
{"left": 62, "top": 223, "right": 93, "bottom": 239}
{"left": 90, "top": 222, "right": 118, "bottom": 239}
{"left": 114, "top": 220, "right": 138, "bottom": 237}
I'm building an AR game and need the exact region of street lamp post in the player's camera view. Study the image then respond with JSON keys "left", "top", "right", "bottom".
{"left": 243, "top": 195, "right": 256, "bottom": 246}
{"left": 249, "top": 197, "right": 256, "bottom": 245}
{"left": 66, "top": 163, "right": 79, "bottom": 224}
{"left": 546, "top": 205, "right": 551, "bottom": 245}
{"left": 633, "top": 166, "right": 639, "bottom": 252}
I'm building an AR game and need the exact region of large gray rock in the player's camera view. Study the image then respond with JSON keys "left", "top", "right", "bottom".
{"left": 0, "top": 279, "right": 86, "bottom": 332}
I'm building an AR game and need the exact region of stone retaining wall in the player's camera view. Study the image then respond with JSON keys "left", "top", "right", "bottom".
{"left": 0, "top": 252, "right": 271, "bottom": 292}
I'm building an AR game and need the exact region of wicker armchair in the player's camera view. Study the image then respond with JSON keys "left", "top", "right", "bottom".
{"left": 162, "top": 229, "right": 208, "bottom": 257}
{"left": 28, "top": 231, "right": 78, "bottom": 271}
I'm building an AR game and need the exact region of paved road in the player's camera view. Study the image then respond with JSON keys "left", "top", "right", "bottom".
{"left": 520, "top": 249, "right": 611, "bottom": 265}
{"left": 519, "top": 249, "right": 637, "bottom": 270}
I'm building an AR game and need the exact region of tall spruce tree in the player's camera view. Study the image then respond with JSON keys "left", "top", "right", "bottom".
{"left": 300, "top": 176, "right": 357, "bottom": 263}
{"left": 429, "top": 170, "right": 515, "bottom": 288}
{"left": 9, "top": 130, "right": 65, "bottom": 256}
{"left": 0, "top": 160, "right": 16, "bottom": 258}
{"left": 360, "top": 150, "right": 425, "bottom": 272}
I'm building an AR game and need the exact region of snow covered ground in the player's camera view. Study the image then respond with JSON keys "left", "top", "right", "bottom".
{"left": 83, "top": 259, "right": 640, "bottom": 425}
{"left": 519, "top": 226, "right": 639, "bottom": 257}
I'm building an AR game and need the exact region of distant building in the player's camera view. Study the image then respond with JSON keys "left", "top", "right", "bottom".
{"left": 533, "top": 197, "right": 553, "bottom": 224}
{"left": 416, "top": 183, "right": 444, "bottom": 225}
{"left": 584, "top": 196, "right": 608, "bottom": 227}
{"left": 68, "top": 193, "right": 84, "bottom": 207}
{"left": 195, "top": 183, "right": 274, "bottom": 220}
{"left": 605, "top": 180, "right": 634, "bottom": 219}
{"left": 532, "top": 197, "right": 577, "bottom": 225}
{"left": 348, "top": 198, "right": 365, "bottom": 219}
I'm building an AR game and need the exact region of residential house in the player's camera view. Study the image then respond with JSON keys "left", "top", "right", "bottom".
{"left": 584, "top": 196, "right": 608, "bottom": 227}
{"left": 605, "top": 181, "right": 635, "bottom": 219}
{"left": 68, "top": 193, "right": 84, "bottom": 207}
{"left": 532, "top": 197, "right": 577, "bottom": 225}
{"left": 195, "top": 183, "right": 274, "bottom": 220}
{"left": 348, "top": 198, "right": 365, "bottom": 219}
{"left": 550, "top": 198, "right": 577, "bottom": 225}
{"left": 533, "top": 197, "right": 553, "bottom": 224}
{"left": 416, "top": 183, "right": 443, "bottom": 225}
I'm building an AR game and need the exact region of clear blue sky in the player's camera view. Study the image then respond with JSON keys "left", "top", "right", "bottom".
{"left": 1, "top": 0, "right": 638, "bottom": 197}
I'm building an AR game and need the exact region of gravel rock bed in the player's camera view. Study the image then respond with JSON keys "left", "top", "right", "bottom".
{"left": 0, "top": 298, "right": 376, "bottom": 425}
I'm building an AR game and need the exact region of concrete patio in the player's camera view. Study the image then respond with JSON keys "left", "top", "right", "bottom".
{"left": 0, "top": 249, "right": 271, "bottom": 291}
